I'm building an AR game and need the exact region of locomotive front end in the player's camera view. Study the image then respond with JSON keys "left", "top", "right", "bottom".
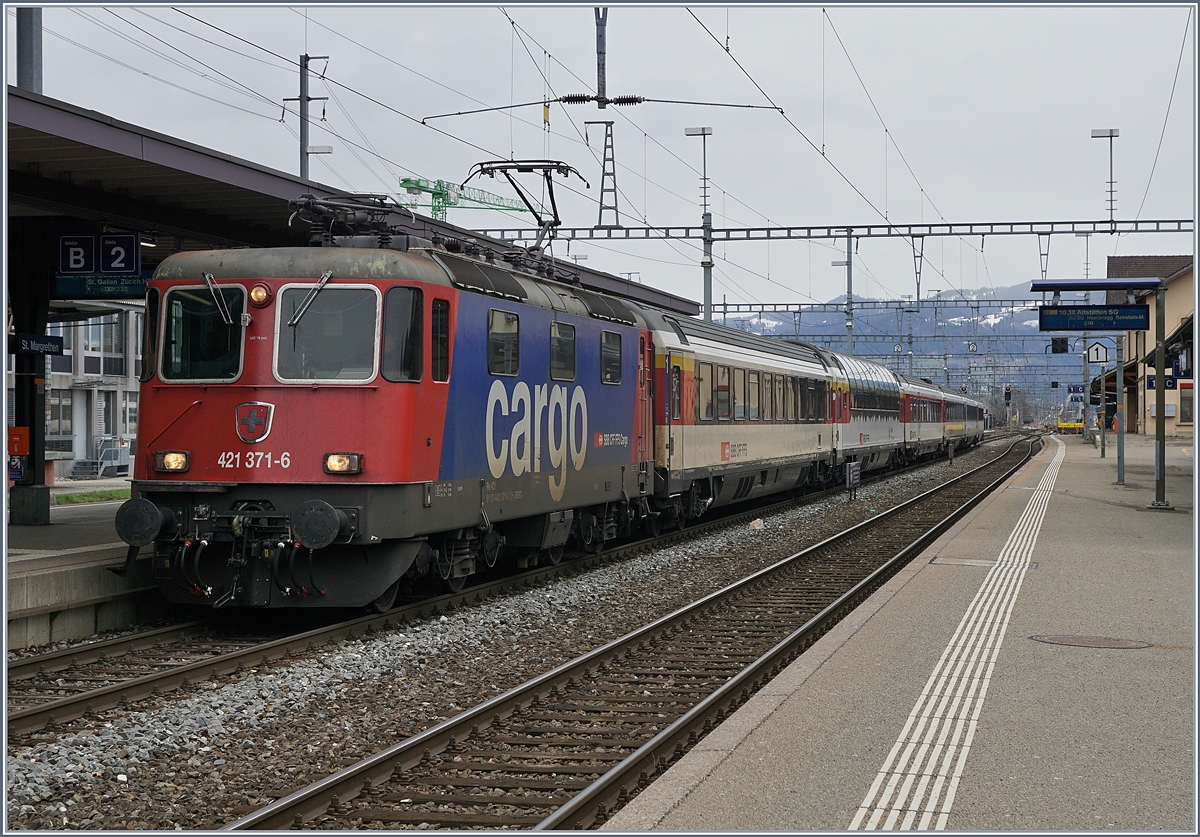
{"left": 117, "top": 246, "right": 450, "bottom": 609}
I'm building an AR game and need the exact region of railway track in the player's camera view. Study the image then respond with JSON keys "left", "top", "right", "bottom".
{"left": 222, "top": 434, "right": 1041, "bottom": 830}
{"left": 8, "top": 439, "right": 1003, "bottom": 738}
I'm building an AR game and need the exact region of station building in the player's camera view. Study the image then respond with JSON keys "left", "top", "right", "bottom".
{"left": 1101, "top": 255, "right": 1193, "bottom": 436}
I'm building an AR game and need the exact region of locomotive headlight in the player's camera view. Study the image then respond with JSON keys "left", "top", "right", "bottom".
{"left": 154, "top": 451, "right": 190, "bottom": 472}
{"left": 323, "top": 453, "right": 362, "bottom": 474}
{"left": 248, "top": 283, "right": 272, "bottom": 307}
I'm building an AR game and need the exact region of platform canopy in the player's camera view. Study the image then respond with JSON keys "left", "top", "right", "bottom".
{"left": 1030, "top": 277, "right": 1162, "bottom": 293}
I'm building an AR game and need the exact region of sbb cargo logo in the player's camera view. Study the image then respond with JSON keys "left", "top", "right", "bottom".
{"left": 594, "top": 432, "right": 629, "bottom": 448}
{"left": 487, "top": 380, "right": 588, "bottom": 502}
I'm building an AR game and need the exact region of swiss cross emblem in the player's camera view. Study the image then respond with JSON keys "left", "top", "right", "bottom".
{"left": 236, "top": 402, "right": 274, "bottom": 444}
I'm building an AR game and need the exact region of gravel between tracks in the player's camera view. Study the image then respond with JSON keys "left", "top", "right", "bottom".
{"left": 6, "top": 442, "right": 1011, "bottom": 830}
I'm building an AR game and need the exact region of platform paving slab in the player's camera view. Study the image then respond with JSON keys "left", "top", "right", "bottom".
{"left": 603, "top": 433, "right": 1193, "bottom": 832}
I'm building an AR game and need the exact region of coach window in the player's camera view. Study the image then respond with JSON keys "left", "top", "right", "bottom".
{"left": 488, "top": 310, "right": 520, "bottom": 375}
{"left": 601, "top": 331, "right": 622, "bottom": 384}
{"left": 747, "top": 371, "right": 760, "bottom": 420}
{"left": 786, "top": 377, "right": 797, "bottom": 422}
{"left": 716, "top": 365, "right": 731, "bottom": 420}
{"left": 431, "top": 299, "right": 450, "bottom": 382}
{"left": 733, "top": 368, "right": 746, "bottom": 420}
{"left": 382, "top": 287, "right": 423, "bottom": 382}
{"left": 776, "top": 375, "right": 786, "bottom": 423}
{"left": 697, "top": 362, "right": 714, "bottom": 420}
{"left": 761, "top": 373, "right": 773, "bottom": 421}
{"left": 550, "top": 322, "right": 576, "bottom": 381}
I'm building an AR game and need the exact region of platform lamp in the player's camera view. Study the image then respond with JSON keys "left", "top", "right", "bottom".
{"left": 1091, "top": 128, "right": 1119, "bottom": 233}
{"left": 685, "top": 127, "right": 713, "bottom": 321}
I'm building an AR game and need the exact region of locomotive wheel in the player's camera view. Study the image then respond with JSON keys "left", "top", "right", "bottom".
{"left": 543, "top": 545, "right": 564, "bottom": 566}
{"left": 369, "top": 579, "right": 400, "bottom": 613}
{"left": 441, "top": 573, "right": 467, "bottom": 594}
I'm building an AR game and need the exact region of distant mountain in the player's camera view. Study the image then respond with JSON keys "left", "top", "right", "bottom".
{"left": 715, "top": 285, "right": 1109, "bottom": 418}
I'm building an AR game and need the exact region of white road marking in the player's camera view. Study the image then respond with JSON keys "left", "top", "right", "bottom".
{"left": 849, "top": 437, "right": 1066, "bottom": 831}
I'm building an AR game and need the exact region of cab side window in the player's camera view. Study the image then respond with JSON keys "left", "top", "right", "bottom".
{"left": 382, "top": 286, "right": 423, "bottom": 382}
{"left": 488, "top": 310, "right": 519, "bottom": 376}
{"left": 550, "top": 322, "right": 575, "bottom": 381}
{"left": 601, "top": 331, "right": 622, "bottom": 384}
{"left": 431, "top": 299, "right": 450, "bottom": 382}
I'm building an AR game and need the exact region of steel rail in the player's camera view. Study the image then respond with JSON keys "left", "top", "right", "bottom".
{"left": 539, "top": 435, "right": 1039, "bottom": 829}
{"left": 9, "top": 436, "right": 1009, "bottom": 737}
{"left": 221, "top": 435, "right": 1038, "bottom": 830}
{"left": 7, "top": 621, "right": 212, "bottom": 682}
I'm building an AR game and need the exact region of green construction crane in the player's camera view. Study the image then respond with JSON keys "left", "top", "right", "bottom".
{"left": 399, "top": 177, "right": 543, "bottom": 222}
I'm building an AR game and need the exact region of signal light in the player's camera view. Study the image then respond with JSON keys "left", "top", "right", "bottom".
{"left": 324, "top": 452, "right": 363, "bottom": 475}
{"left": 154, "top": 451, "right": 190, "bottom": 473}
{"left": 249, "top": 283, "right": 272, "bottom": 307}
{"left": 961, "top": 385, "right": 967, "bottom": 393}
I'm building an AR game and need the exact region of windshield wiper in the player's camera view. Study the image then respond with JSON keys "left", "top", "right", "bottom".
{"left": 202, "top": 272, "right": 234, "bottom": 325}
{"left": 287, "top": 270, "right": 334, "bottom": 328}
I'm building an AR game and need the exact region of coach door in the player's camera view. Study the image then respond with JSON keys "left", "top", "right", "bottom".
{"left": 667, "top": 352, "right": 686, "bottom": 477}
{"left": 635, "top": 335, "right": 653, "bottom": 493}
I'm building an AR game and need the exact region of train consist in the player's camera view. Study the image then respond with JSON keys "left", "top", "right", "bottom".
{"left": 115, "top": 197, "right": 986, "bottom": 610}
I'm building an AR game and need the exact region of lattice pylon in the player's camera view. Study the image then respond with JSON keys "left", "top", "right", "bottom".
{"left": 593, "top": 121, "right": 621, "bottom": 229}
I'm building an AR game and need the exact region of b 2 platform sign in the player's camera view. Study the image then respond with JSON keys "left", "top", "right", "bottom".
{"left": 1038, "top": 305, "right": 1149, "bottom": 332}
{"left": 56, "top": 234, "right": 148, "bottom": 300}
{"left": 59, "top": 234, "right": 140, "bottom": 275}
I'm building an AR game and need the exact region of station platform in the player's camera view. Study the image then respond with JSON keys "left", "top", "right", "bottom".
{"left": 5, "top": 478, "right": 168, "bottom": 649}
{"left": 604, "top": 432, "right": 1194, "bottom": 832}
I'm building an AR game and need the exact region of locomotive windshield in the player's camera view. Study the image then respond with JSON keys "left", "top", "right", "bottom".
{"left": 276, "top": 286, "right": 380, "bottom": 381}
{"left": 160, "top": 285, "right": 245, "bottom": 381}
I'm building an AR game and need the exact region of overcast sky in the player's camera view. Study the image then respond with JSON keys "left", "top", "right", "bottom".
{"left": 5, "top": 4, "right": 1197, "bottom": 312}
